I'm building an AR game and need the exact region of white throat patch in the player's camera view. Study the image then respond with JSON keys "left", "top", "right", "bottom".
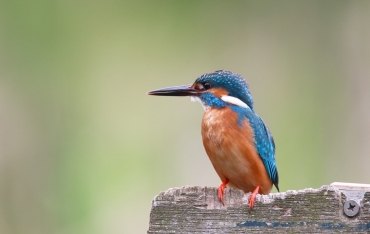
{"left": 221, "top": 95, "right": 249, "bottom": 109}
{"left": 190, "top": 96, "right": 208, "bottom": 110}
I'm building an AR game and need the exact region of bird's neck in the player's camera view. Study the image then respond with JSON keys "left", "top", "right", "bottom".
{"left": 194, "top": 92, "right": 255, "bottom": 112}
{"left": 197, "top": 92, "right": 226, "bottom": 109}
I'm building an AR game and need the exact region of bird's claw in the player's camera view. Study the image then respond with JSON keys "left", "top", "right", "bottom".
{"left": 217, "top": 179, "right": 229, "bottom": 204}
{"left": 248, "top": 186, "right": 260, "bottom": 212}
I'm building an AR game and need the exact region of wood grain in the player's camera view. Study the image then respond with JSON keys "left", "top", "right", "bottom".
{"left": 148, "top": 185, "right": 370, "bottom": 233}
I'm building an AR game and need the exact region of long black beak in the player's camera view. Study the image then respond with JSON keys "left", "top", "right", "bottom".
{"left": 148, "top": 84, "right": 200, "bottom": 96}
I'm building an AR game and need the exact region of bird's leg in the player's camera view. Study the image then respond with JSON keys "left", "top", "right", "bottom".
{"left": 248, "top": 186, "right": 260, "bottom": 211}
{"left": 217, "top": 179, "right": 229, "bottom": 204}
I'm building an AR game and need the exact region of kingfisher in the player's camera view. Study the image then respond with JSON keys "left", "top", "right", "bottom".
{"left": 148, "top": 70, "right": 279, "bottom": 210}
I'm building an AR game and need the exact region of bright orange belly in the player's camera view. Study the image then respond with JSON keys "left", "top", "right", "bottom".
{"left": 201, "top": 107, "right": 272, "bottom": 194}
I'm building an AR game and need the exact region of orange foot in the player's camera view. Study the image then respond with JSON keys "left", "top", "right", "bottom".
{"left": 249, "top": 186, "right": 260, "bottom": 211}
{"left": 217, "top": 179, "right": 229, "bottom": 204}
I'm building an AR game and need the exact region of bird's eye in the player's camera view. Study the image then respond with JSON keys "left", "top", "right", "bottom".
{"left": 203, "top": 82, "right": 211, "bottom": 90}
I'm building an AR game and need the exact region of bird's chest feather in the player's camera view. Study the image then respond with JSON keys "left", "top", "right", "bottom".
{"left": 201, "top": 107, "right": 269, "bottom": 192}
{"left": 201, "top": 107, "right": 255, "bottom": 153}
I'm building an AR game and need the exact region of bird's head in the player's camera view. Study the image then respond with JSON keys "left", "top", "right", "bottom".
{"left": 148, "top": 70, "right": 254, "bottom": 111}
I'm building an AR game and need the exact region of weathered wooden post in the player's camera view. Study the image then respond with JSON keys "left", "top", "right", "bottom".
{"left": 148, "top": 182, "right": 370, "bottom": 233}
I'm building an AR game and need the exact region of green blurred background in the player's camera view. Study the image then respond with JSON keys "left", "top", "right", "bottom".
{"left": 1, "top": 1, "right": 370, "bottom": 233}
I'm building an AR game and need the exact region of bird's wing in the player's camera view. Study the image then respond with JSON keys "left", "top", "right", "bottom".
{"left": 253, "top": 115, "right": 279, "bottom": 191}
{"left": 233, "top": 106, "right": 279, "bottom": 191}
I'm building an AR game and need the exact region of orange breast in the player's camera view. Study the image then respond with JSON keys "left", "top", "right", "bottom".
{"left": 201, "top": 107, "right": 272, "bottom": 194}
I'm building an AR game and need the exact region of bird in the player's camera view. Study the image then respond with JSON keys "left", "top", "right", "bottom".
{"left": 148, "top": 70, "right": 279, "bottom": 210}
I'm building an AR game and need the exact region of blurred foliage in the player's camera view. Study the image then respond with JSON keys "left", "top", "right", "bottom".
{"left": 0, "top": 1, "right": 370, "bottom": 233}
